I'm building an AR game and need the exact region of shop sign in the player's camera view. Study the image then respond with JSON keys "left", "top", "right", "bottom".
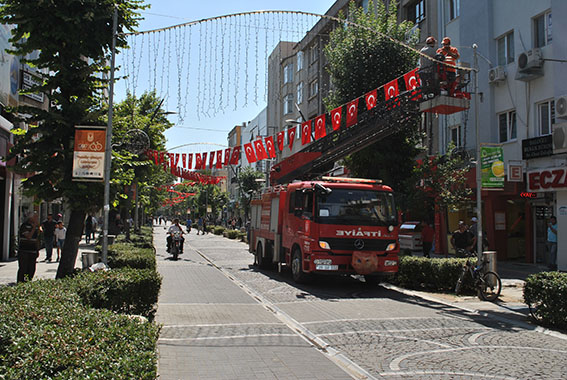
{"left": 508, "top": 163, "right": 523, "bottom": 182}
{"left": 21, "top": 71, "right": 44, "bottom": 103}
{"left": 481, "top": 145, "right": 504, "bottom": 189}
{"left": 527, "top": 166, "right": 567, "bottom": 192}
{"left": 72, "top": 126, "right": 106, "bottom": 181}
{"left": 522, "top": 135, "right": 553, "bottom": 160}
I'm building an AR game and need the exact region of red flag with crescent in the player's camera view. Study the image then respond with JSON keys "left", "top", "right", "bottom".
{"left": 244, "top": 142, "right": 257, "bottom": 163}
{"left": 331, "top": 106, "right": 342, "bottom": 131}
{"left": 195, "top": 153, "right": 202, "bottom": 169}
{"left": 288, "top": 126, "right": 296, "bottom": 150}
{"left": 314, "top": 114, "right": 326, "bottom": 140}
{"left": 404, "top": 68, "right": 420, "bottom": 91}
{"left": 276, "top": 131, "right": 285, "bottom": 151}
{"left": 365, "top": 89, "right": 377, "bottom": 110}
{"left": 254, "top": 138, "right": 268, "bottom": 160}
{"left": 201, "top": 152, "right": 208, "bottom": 169}
{"left": 216, "top": 150, "right": 223, "bottom": 169}
{"left": 182, "top": 153, "right": 186, "bottom": 168}
{"left": 265, "top": 136, "right": 276, "bottom": 158}
{"left": 159, "top": 152, "right": 165, "bottom": 165}
{"left": 384, "top": 78, "right": 399, "bottom": 101}
{"left": 229, "top": 146, "right": 241, "bottom": 165}
{"left": 301, "top": 120, "right": 312, "bottom": 145}
{"left": 346, "top": 99, "right": 359, "bottom": 128}
{"left": 209, "top": 151, "right": 215, "bottom": 169}
{"left": 224, "top": 148, "right": 231, "bottom": 165}
{"left": 153, "top": 150, "right": 159, "bottom": 165}
{"left": 187, "top": 153, "right": 193, "bottom": 169}
{"left": 174, "top": 153, "right": 180, "bottom": 166}
{"left": 169, "top": 153, "right": 175, "bottom": 168}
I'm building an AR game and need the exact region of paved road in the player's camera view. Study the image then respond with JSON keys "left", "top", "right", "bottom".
{"left": 155, "top": 226, "right": 567, "bottom": 380}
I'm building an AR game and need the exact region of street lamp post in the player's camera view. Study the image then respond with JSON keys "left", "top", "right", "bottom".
{"left": 473, "top": 44, "right": 483, "bottom": 260}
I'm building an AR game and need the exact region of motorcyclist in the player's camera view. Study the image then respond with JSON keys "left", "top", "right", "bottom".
{"left": 166, "top": 218, "right": 185, "bottom": 253}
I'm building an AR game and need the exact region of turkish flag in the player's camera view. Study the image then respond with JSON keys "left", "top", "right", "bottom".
{"left": 216, "top": 150, "right": 223, "bottom": 169}
{"left": 209, "top": 151, "right": 215, "bottom": 169}
{"left": 301, "top": 120, "right": 312, "bottom": 145}
{"left": 384, "top": 78, "right": 399, "bottom": 100}
{"left": 244, "top": 143, "right": 257, "bottom": 163}
{"left": 195, "top": 153, "right": 202, "bottom": 169}
{"left": 331, "top": 106, "right": 342, "bottom": 131}
{"left": 229, "top": 146, "right": 241, "bottom": 165}
{"left": 314, "top": 114, "right": 326, "bottom": 140}
{"left": 174, "top": 153, "right": 180, "bottom": 166}
{"left": 254, "top": 138, "right": 268, "bottom": 160}
{"left": 182, "top": 153, "right": 186, "bottom": 168}
{"left": 404, "top": 68, "right": 420, "bottom": 91}
{"left": 276, "top": 131, "right": 285, "bottom": 151}
{"left": 365, "top": 89, "right": 378, "bottom": 110}
{"left": 346, "top": 99, "right": 359, "bottom": 128}
{"left": 201, "top": 152, "right": 208, "bottom": 169}
{"left": 187, "top": 153, "right": 193, "bottom": 169}
{"left": 265, "top": 136, "right": 276, "bottom": 158}
{"left": 224, "top": 148, "right": 231, "bottom": 165}
{"left": 169, "top": 153, "right": 175, "bottom": 168}
{"left": 153, "top": 150, "right": 159, "bottom": 165}
{"left": 288, "top": 126, "right": 296, "bottom": 150}
{"left": 159, "top": 152, "right": 165, "bottom": 165}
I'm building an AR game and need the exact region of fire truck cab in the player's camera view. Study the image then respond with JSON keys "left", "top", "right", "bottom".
{"left": 249, "top": 177, "right": 399, "bottom": 284}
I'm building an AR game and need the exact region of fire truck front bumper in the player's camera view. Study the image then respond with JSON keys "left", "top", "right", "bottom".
{"left": 308, "top": 252, "right": 398, "bottom": 274}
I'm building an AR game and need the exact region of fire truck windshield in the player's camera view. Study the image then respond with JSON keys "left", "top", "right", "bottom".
{"left": 315, "top": 189, "right": 397, "bottom": 226}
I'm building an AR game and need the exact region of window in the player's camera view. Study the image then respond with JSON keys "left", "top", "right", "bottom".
{"left": 534, "top": 11, "right": 552, "bottom": 48}
{"left": 283, "top": 94, "right": 293, "bottom": 115}
{"left": 283, "top": 64, "right": 293, "bottom": 84}
{"left": 450, "top": 125, "right": 461, "bottom": 147}
{"left": 497, "top": 32, "right": 514, "bottom": 65}
{"left": 297, "top": 51, "right": 304, "bottom": 71}
{"left": 538, "top": 100, "right": 555, "bottom": 136}
{"left": 498, "top": 110, "right": 517, "bottom": 142}
{"left": 407, "top": 0, "right": 425, "bottom": 24}
{"left": 309, "top": 80, "right": 318, "bottom": 98}
{"left": 296, "top": 82, "right": 304, "bottom": 104}
{"left": 446, "top": 0, "right": 459, "bottom": 22}
{"left": 310, "top": 43, "right": 319, "bottom": 65}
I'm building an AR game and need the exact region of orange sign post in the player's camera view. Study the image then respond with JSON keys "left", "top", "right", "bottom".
{"left": 72, "top": 126, "right": 106, "bottom": 181}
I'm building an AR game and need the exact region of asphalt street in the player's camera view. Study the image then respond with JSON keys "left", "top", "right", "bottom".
{"left": 154, "top": 225, "right": 567, "bottom": 380}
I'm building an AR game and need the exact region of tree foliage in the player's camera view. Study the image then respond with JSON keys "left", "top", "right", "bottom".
{"left": 0, "top": 0, "right": 146, "bottom": 277}
{"left": 237, "top": 166, "right": 264, "bottom": 220}
{"left": 324, "top": 0, "right": 422, "bottom": 195}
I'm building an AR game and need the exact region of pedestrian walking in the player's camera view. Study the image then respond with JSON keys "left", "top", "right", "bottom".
{"left": 186, "top": 217, "right": 192, "bottom": 234}
{"left": 17, "top": 213, "right": 40, "bottom": 283}
{"left": 85, "top": 214, "right": 93, "bottom": 244}
{"left": 197, "top": 216, "right": 203, "bottom": 235}
{"left": 451, "top": 221, "right": 472, "bottom": 257}
{"left": 421, "top": 220, "right": 434, "bottom": 258}
{"left": 547, "top": 215, "right": 558, "bottom": 270}
{"left": 40, "top": 213, "right": 57, "bottom": 262}
{"left": 54, "top": 221, "right": 66, "bottom": 262}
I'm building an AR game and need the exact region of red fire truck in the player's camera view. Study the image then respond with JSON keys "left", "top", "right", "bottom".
{"left": 249, "top": 176, "right": 399, "bottom": 284}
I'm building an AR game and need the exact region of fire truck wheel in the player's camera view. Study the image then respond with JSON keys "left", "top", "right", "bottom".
{"left": 256, "top": 242, "right": 269, "bottom": 269}
{"left": 291, "top": 248, "right": 309, "bottom": 283}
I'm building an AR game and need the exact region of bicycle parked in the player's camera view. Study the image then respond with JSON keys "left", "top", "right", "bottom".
{"left": 455, "top": 249, "right": 502, "bottom": 302}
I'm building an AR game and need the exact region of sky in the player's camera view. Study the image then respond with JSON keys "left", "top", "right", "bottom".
{"left": 114, "top": 0, "right": 334, "bottom": 153}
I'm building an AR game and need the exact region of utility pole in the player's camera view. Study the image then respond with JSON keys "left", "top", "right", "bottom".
{"left": 473, "top": 44, "right": 483, "bottom": 260}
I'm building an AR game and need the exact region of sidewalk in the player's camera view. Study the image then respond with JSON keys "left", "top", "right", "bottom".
{"left": 0, "top": 239, "right": 95, "bottom": 286}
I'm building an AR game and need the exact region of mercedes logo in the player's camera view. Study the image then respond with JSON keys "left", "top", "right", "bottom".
{"left": 354, "top": 239, "right": 365, "bottom": 250}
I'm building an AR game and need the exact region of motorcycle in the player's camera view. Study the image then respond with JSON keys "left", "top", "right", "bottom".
{"left": 170, "top": 230, "right": 183, "bottom": 260}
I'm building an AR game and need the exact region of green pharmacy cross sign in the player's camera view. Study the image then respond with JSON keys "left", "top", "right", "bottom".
{"left": 481, "top": 145, "right": 504, "bottom": 189}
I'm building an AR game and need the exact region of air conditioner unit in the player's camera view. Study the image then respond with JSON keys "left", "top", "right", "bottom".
{"left": 556, "top": 95, "right": 567, "bottom": 119}
{"left": 518, "top": 48, "right": 543, "bottom": 72}
{"left": 488, "top": 66, "right": 506, "bottom": 84}
{"left": 552, "top": 122, "right": 567, "bottom": 154}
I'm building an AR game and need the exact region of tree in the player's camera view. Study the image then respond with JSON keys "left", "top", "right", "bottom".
{"left": 0, "top": 0, "right": 147, "bottom": 278}
{"left": 237, "top": 167, "right": 264, "bottom": 221}
{"left": 324, "top": 0, "right": 422, "bottom": 196}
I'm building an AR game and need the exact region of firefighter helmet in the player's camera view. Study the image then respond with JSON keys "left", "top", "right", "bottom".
{"left": 426, "top": 36, "right": 436, "bottom": 45}
{"left": 442, "top": 37, "right": 451, "bottom": 45}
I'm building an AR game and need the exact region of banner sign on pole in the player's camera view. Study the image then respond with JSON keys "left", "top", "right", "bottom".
{"left": 72, "top": 126, "right": 106, "bottom": 181}
{"left": 481, "top": 145, "right": 504, "bottom": 189}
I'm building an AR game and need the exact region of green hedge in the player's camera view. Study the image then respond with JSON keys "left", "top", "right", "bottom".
{"left": 524, "top": 272, "right": 567, "bottom": 329}
{"left": 214, "top": 226, "right": 225, "bottom": 235}
{"left": 0, "top": 280, "right": 159, "bottom": 379}
{"left": 226, "top": 229, "right": 239, "bottom": 239}
{"left": 395, "top": 256, "right": 476, "bottom": 293}
{"left": 71, "top": 268, "right": 161, "bottom": 321}
{"left": 107, "top": 244, "right": 156, "bottom": 271}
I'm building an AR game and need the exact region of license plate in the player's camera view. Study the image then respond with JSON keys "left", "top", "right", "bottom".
{"left": 384, "top": 260, "right": 397, "bottom": 266}
{"left": 316, "top": 264, "right": 339, "bottom": 271}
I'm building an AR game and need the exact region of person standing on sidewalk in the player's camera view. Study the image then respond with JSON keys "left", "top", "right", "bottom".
{"left": 54, "top": 221, "right": 66, "bottom": 262}
{"left": 17, "top": 214, "right": 40, "bottom": 283}
{"left": 420, "top": 220, "right": 434, "bottom": 258}
{"left": 547, "top": 215, "right": 558, "bottom": 270}
{"left": 84, "top": 215, "right": 93, "bottom": 244}
{"left": 40, "top": 213, "right": 57, "bottom": 262}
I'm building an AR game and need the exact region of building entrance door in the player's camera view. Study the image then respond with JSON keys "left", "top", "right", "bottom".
{"left": 534, "top": 206, "right": 552, "bottom": 264}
